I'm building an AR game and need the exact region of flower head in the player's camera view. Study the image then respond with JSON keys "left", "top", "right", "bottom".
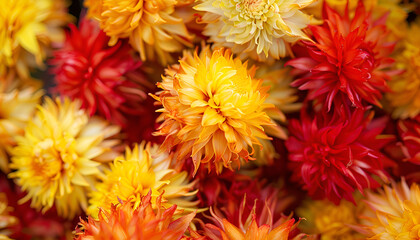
{"left": 360, "top": 179, "right": 420, "bottom": 239}
{"left": 76, "top": 192, "right": 196, "bottom": 240}
{"left": 286, "top": 107, "right": 393, "bottom": 204}
{"left": 287, "top": 2, "right": 396, "bottom": 111}
{"left": 0, "top": 0, "right": 70, "bottom": 79}
{"left": 386, "top": 22, "right": 420, "bottom": 119}
{"left": 153, "top": 47, "right": 285, "bottom": 174}
{"left": 198, "top": 196, "right": 304, "bottom": 240}
{"left": 297, "top": 198, "right": 364, "bottom": 239}
{"left": 9, "top": 97, "right": 121, "bottom": 218}
{"left": 84, "top": 0, "right": 193, "bottom": 64}
{"left": 194, "top": 0, "right": 314, "bottom": 61}
{"left": 88, "top": 142, "right": 198, "bottom": 219}
{"left": 0, "top": 82, "right": 42, "bottom": 173}
{"left": 51, "top": 18, "right": 152, "bottom": 128}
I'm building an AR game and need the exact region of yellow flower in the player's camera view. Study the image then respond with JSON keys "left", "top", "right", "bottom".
{"left": 386, "top": 22, "right": 420, "bottom": 119}
{"left": 0, "top": 0, "right": 71, "bottom": 79}
{"left": 194, "top": 0, "right": 314, "bottom": 61}
{"left": 0, "top": 193, "right": 18, "bottom": 237}
{"left": 87, "top": 142, "right": 198, "bottom": 219}
{"left": 85, "top": 0, "right": 193, "bottom": 65}
{"left": 360, "top": 179, "right": 420, "bottom": 239}
{"left": 9, "top": 97, "right": 121, "bottom": 218}
{"left": 153, "top": 47, "right": 285, "bottom": 174}
{"left": 0, "top": 80, "right": 42, "bottom": 173}
{"left": 297, "top": 198, "right": 364, "bottom": 240}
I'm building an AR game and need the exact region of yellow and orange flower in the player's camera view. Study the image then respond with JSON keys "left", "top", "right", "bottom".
{"left": 0, "top": 81, "right": 42, "bottom": 173}
{"left": 194, "top": 0, "right": 314, "bottom": 61}
{"left": 87, "top": 142, "right": 198, "bottom": 219}
{"left": 0, "top": 0, "right": 71, "bottom": 79}
{"left": 76, "top": 192, "right": 196, "bottom": 240}
{"left": 84, "top": 0, "right": 193, "bottom": 64}
{"left": 153, "top": 47, "right": 285, "bottom": 174}
{"left": 360, "top": 179, "right": 420, "bottom": 239}
{"left": 386, "top": 22, "right": 420, "bottom": 119}
{"left": 297, "top": 198, "right": 364, "bottom": 240}
{"left": 9, "top": 97, "right": 121, "bottom": 218}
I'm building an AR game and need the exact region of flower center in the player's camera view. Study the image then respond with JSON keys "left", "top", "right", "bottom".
{"left": 311, "top": 143, "right": 331, "bottom": 166}
{"left": 353, "top": 48, "right": 375, "bottom": 79}
{"left": 32, "top": 136, "right": 77, "bottom": 179}
{"left": 235, "top": 0, "right": 271, "bottom": 20}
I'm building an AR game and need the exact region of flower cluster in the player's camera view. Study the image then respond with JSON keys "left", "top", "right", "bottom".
{"left": 1, "top": 0, "right": 420, "bottom": 239}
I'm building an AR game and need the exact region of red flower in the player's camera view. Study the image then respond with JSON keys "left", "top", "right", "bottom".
{"left": 287, "top": 2, "right": 396, "bottom": 111}
{"left": 286, "top": 107, "right": 394, "bottom": 204}
{"left": 51, "top": 18, "right": 153, "bottom": 127}
{"left": 398, "top": 115, "right": 420, "bottom": 164}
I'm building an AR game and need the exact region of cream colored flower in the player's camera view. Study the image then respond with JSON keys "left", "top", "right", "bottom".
{"left": 194, "top": 0, "right": 314, "bottom": 61}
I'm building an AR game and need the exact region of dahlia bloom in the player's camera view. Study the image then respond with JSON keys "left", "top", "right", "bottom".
{"left": 0, "top": 0, "right": 70, "bottom": 79}
{"left": 84, "top": 0, "right": 193, "bottom": 64}
{"left": 198, "top": 197, "right": 305, "bottom": 240}
{"left": 88, "top": 142, "right": 198, "bottom": 218}
{"left": 153, "top": 47, "right": 285, "bottom": 174}
{"left": 287, "top": 2, "right": 396, "bottom": 111}
{"left": 297, "top": 198, "right": 364, "bottom": 239}
{"left": 360, "top": 179, "right": 420, "bottom": 239}
{"left": 286, "top": 107, "right": 393, "bottom": 204}
{"left": 51, "top": 18, "right": 152, "bottom": 128}
{"left": 0, "top": 83, "right": 42, "bottom": 173}
{"left": 386, "top": 22, "right": 420, "bottom": 119}
{"left": 76, "top": 192, "right": 196, "bottom": 240}
{"left": 9, "top": 97, "right": 121, "bottom": 218}
{"left": 194, "top": 0, "right": 314, "bottom": 61}
{"left": 397, "top": 116, "right": 420, "bottom": 164}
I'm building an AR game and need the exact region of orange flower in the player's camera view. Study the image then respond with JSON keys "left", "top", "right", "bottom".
{"left": 75, "top": 191, "right": 196, "bottom": 240}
